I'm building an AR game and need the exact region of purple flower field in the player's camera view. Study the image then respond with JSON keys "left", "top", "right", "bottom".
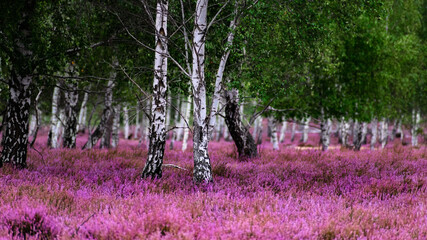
{"left": 1, "top": 133, "right": 426, "bottom": 239}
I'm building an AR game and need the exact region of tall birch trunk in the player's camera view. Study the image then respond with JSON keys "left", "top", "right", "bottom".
{"left": 48, "top": 86, "right": 60, "bottom": 148}
{"left": 83, "top": 66, "right": 116, "bottom": 149}
{"left": 354, "top": 122, "right": 367, "bottom": 151}
{"left": 182, "top": 95, "right": 192, "bottom": 151}
{"left": 111, "top": 105, "right": 120, "bottom": 148}
{"left": 411, "top": 110, "right": 420, "bottom": 147}
{"left": 370, "top": 118, "right": 378, "bottom": 150}
{"left": 269, "top": 116, "right": 279, "bottom": 150}
{"left": 207, "top": 7, "right": 238, "bottom": 139}
{"left": 176, "top": 96, "right": 185, "bottom": 141}
{"left": 279, "top": 119, "right": 287, "bottom": 143}
{"left": 134, "top": 105, "right": 140, "bottom": 139}
{"left": 62, "top": 78, "right": 79, "bottom": 149}
{"left": 165, "top": 94, "right": 171, "bottom": 140}
{"left": 142, "top": 0, "right": 168, "bottom": 179}
{"left": 123, "top": 106, "right": 130, "bottom": 139}
{"left": 379, "top": 118, "right": 388, "bottom": 149}
{"left": 1, "top": 2, "right": 35, "bottom": 168}
{"left": 340, "top": 118, "right": 350, "bottom": 147}
{"left": 77, "top": 92, "right": 89, "bottom": 133}
{"left": 1, "top": 73, "right": 32, "bottom": 168}
{"left": 291, "top": 120, "right": 297, "bottom": 142}
{"left": 300, "top": 117, "right": 311, "bottom": 144}
{"left": 191, "top": 0, "right": 213, "bottom": 183}
{"left": 255, "top": 117, "right": 263, "bottom": 144}
{"left": 352, "top": 120, "right": 359, "bottom": 146}
{"left": 320, "top": 109, "right": 331, "bottom": 151}
{"left": 224, "top": 89, "right": 257, "bottom": 158}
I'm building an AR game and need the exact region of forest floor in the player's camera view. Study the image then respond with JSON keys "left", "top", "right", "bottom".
{"left": 0, "top": 131, "right": 426, "bottom": 239}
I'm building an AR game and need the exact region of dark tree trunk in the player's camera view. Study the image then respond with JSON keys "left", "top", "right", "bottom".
{"left": 193, "top": 123, "right": 213, "bottom": 183}
{"left": 63, "top": 81, "right": 79, "bottom": 148}
{"left": 1, "top": 73, "right": 32, "bottom": 168}
{"left": 224, "top": 89, "right": 257, "bottom": 159}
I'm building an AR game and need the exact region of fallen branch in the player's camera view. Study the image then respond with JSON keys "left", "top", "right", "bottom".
{"left": 163, "top": 164, "right": 188, "bottom": 171}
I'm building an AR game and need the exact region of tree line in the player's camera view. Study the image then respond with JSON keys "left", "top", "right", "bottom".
{"left": 0, "top": 0, "right": 425, "bottom": 183}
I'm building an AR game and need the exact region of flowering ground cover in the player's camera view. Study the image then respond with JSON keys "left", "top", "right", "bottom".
{"left": 0, "top": 134, "right": 426, "bottom": 239}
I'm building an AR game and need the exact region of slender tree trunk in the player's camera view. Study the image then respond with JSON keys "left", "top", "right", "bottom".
{"left": 77, "top": 92, "right": 89, "bottom": 133}
{"left": 300, "top": 117, "right": 311, "bottom": 143}
{"left": 279, "top": 119, "right": 287, "bottom": 143}
{"left": 134, "top": 105, "right": 140, "bottom": 139}
{"left": 224, "top": 89, "right": 257, "bottom": 158}
{"left": 370, "top": 118, "right": 378, "bottom": 150}
{"left": 142, "top": 0, "right": 168, "bottom": 179}
{"left": 354, "top": 122, "right": 367, "bottom": 151}
{"left": 111, "top": 105, "right": 120, "bottom": 148}
{"left": 47, "top": 86, "right": 60, "bottom": 148}
{"left": 29, "top": 114, "right": 37, "bottom": 137}
{"left": 191, "top": 0, "right": 213, "bottom": 183}
{"left": 255, "top": 117, "right": 263, "bottom": 144}
{"left": 123, "top": 106, "right": 130, "bottom": 139}
{"left": 340, "top": 118, "right": 350, "bottom": 147}
{"left": 182, "top": 95, "right": 191, "bottom": 152}
{"left": 411, "top": 109, "right": 420, "bottom": 147}
{"left": 165, "top": 94, "right": 171, "bottom": 140}
{"left": 100, "top": 110, "right": 114, "bottom": 149}
{"left": 379, "top": 118, "right": 388, "bottom": 149}
{"left": 353, "top": 120, "right": 359, "bottom": 146}
{"left": 83, "top": 69, "right": 116, "bottom": 149}
{"left": 215, "top": 110, "right": 223, "bottom": 141}
{"left": 397, "top": 119, "right": 403, "bottom": 141}
{"left": 176, "top": 96, "right": 185, "bottom": 141}
{"left": 62, "top": 78, "right": 79, "bottom": 149}
{"left": 320, "top": 109, "right": 331, "bottom": 151}
{"left": 269, "top": 116, "right": 279, "bottom": 150}
{"left": 291, "top": 120, "right": 297, "bottom": 142}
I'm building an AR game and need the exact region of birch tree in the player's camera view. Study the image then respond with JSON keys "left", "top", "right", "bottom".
{"left": 142, "top": 0, "right": 169, "bottom": 179}
{"left": 47, "top": 86, "right": 61, "bottom": 148}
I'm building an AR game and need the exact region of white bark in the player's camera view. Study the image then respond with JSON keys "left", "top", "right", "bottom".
{"left": 370, "top": 118, "right": 378, "bottom": 150}
{"left": 111, "top": 105, "right": 120, "bottom": 148}
{"left": 142, "top": 0, "right": 169, "bottom": 178}
{"left": 77, "top": 92, "right": 89, "bottom": 133}
{"left": 279, "top": 119, "right": 287, "bottom": 143}
{"left": 182, "top": 95, "right": 192, "bottom": 151}
{"left": 291, "top": 120, "right": 297, "bottom": 142}
{"left": 269, "top": 117, "right": 279, "bottom": 150}
{"left": 207, "top": 11, "right": 238, "bottom": 139}
{"left": 123, "top": 106, "right": 130, "bottom": 139}
{"left": 340, "top": 118, "right": 350, "bottom": 147}
{"left": 48, "top": 86, "right": 60, "bottom": 148}
{"left": 191, "top": 0, "right": 213, "bottom": 183}
{"left": 411, "top": 110, "right": 420, "bottom": 147}
{"left": 379, "top": 118, "right": 388, "bottom": 149}
{"left": 134, "top": 105, "right": 139, "bottom": 139}
{"left": 29, "top": 114, "right": 36, "bottom": 136}
{"left": 301, "top": 117, "right": 311, "bottom": 143}
{"left": 176, "top": 96, "right": 185, "bottom": 141}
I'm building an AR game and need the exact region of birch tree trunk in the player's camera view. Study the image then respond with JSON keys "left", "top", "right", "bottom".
{"left": 1, "top": 73, "right": 32, "bottom": 168}
{"left": 48, "top": 86, "right": 60, "bottom": 148}
{"left": 176, "top": 96, "right": 185, "bottom": 141}
{"left": 0, "top": 3, "right": 34, "bottom": 168}
{"left": 123, "top": 106, "right": 130, "bottom": 139}
{"left": 291, "top": 120, "right": 296, "bottom": 142}
{"left": 320, "top": 109, "right": 331, "bottom": 151}
{"left": 134, "top": 105, "right": 139, "bottom": 139}
{"left": 56, "top": 109, "right": 65, "bottom": 146}
{"left": 142, "top": 0, "right": 168, "bottom": 179}
{"left": 370, "top": 118, "right": 378, "bottom": 150}
{"left": 83, "top": 69, "right": 116, "bottom": 149}
{"left": 269, "top": 116, "right": 279, "bottom": 150}
{"left": 379, "top": 118, "right": 388, "bottom": 149}
{"left": 191, "top": 0, "right": 213, "bottom": 183}
{"left": 182, "top": 95, "right": 192, "bottom": 151}
{"left": 111, "top": 105, "right": 120, "bottom": 148}
{"left": 165, "top": 94, "right": 171, "bottom": 140}
{"left": 279, "top": 119, "right": 287, "bottom": 143}
{"left": 352, "top": 120, "right": 359, "bottom": 146}
{"left": 354, "top": 122, "right": 367, "bottom": 151}
{"left": 224, "top": 89, "right": 257, "bottom": 158}
{"left": 62, "top": 79, "right": 79, "bottom": 149}
{"left": 255, "top": 117, "right": 263, "bottom": 144}
{"left": 215, "top": 111, "right": 223, "bottom": 141}
{"left": 300, "top": 117, "right": 311, "bottom": 144}
{"left": 340, "top": 118, "right": 350, "bottom": 147}
{"left": 77, "top": 92, "right": 89, "bottom": 133}
{"left": 411, "top": 109, "right": 420, "bottom": 147}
